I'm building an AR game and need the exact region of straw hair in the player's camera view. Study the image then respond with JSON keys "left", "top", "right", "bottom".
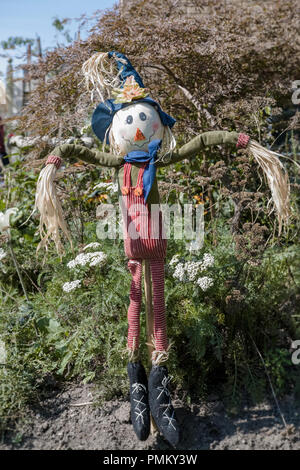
{"left": 35, "top": 163, "right": 72, "bottom": 255}
{"left": 82, "top": 52, "right": 124, "bottom": 102}
{"left": 160, "top": 125, "right": 177, "bottom": 158}
{"left": 248, "top": 139, "right": 291, "bottom": 234}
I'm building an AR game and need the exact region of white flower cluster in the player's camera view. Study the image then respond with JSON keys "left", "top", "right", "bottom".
{"left": 67, "top": 251, "right": 108, "bottom": 269}
{"left": 169, "top": 252, "right": 214, "bottom": 290}
{"left": 62, "top": 280, "right": 81, "bottom": 292}
{"left": 185, "top": 261, "right": 203, "bottom": 281}
{"left": 83, "top": 242, "right": 101, "bottom": 251}
{"left": 169, "top": 254, "right": 180, "bottom": 266}
{"left": 0, "top": 248, "right": 6, "bottom": 261}
{"left": 196, "top": 276, "right": 214, "bottom": 291}
{"left": 89, "top": 253, "right": 108, "bottom": 267}
{"left": 173, "top": 262, "right": 185, "bottom": 281}
{"left": 202, "top": 253, "right": 215, "bottom": 269}
{"left": 63, "top": 248, "right": 108, "bottom": 293}
{"left": 94, "top": 182, "right": 118, "bottom": 193}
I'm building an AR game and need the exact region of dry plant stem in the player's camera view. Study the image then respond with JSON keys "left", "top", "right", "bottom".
{"left": 250, "top": 335, "right": 287, "bottom": 429}
{"left": 144, "top": 260, "right": 155, "bottom": 362}
{"left": 8, "top": 240, "right": 29, "bottom": 301}
{"left": 4, "top": 171, "right": 11, "bottom": 209}
{"left": 0, "top": 285, "right": 19, "bottom": 303}
{"left": 70, "top": 402, "right": 94, "bottom": 407}
{"left": 143, "top": 259, "right": 158, "bottom": 436}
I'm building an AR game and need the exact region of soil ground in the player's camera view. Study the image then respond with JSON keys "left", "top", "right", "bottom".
{"left": 1, "top": 383, "right": 300, "bottom": 450}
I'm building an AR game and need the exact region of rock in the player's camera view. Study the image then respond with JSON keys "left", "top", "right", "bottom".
{"left": 114, "top": 403, "right": 131, "bottom": 423}
{"left": 80, "top": 137, "right": 94, "bottom": 148}
{"left": 41, "top": 422, "right": 49, "bottom": 432}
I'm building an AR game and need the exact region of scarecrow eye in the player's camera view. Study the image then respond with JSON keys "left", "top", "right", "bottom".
{"left": 139, "top": 112, "right": 147, "bottom": 121}
{"left": 126, "top": 115, "right": 133, "bottom": 125}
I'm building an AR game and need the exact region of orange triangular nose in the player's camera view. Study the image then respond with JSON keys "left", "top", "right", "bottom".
{"left": 134, "top": 128, "right": 146, "bottom": 141}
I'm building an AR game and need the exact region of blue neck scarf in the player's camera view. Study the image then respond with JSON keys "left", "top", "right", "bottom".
{"left": 124, "top": 139, "right": 162, "bottom": 202}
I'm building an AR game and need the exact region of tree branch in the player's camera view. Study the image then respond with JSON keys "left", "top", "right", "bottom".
{"left": 144, "top": 63, "right": 216, "bottom": 127}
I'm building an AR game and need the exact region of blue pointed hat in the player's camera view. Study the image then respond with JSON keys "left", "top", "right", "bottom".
{"left": 91, "top": 51, "right": 176, "bottom": 143}
{"left": 107, "top": 51, "right": 145, "bottom": 88}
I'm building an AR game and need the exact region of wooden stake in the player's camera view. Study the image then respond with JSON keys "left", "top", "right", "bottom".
{"left": 143, "top": 259, "right": 158, "bottom": 435}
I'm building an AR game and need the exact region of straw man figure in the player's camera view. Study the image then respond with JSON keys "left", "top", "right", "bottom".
{"left": 35, "top": 52, "right": 291, "bottom": 447}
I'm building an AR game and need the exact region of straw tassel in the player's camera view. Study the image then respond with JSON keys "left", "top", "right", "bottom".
{"left": 146, "top": 335, "right": 173, "bottom": 366}
{"left": 247, "top": 139, "right": 291, "bottom": 234}
{"left": 35, "top": 162, "right": 72, "bottom": 255}
{"left": 82, "top": 52, "right": 124, "bottom": 102}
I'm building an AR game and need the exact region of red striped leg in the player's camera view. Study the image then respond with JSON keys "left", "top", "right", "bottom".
{"left": 150, "top": 259, "right": 168, "bottom": 352}
{"left": 127, "top": 259, "right": 142, "bottom": 350}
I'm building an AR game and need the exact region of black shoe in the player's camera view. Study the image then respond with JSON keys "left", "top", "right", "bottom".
{"left": 127, "top": 361, "right": 150, "bottom": 441}
{"left": 148, "top": 365, "right": 181, "bottom": 448}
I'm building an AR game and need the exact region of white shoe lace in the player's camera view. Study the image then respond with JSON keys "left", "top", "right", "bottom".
{"left": 157, "top": 375, "right": 173, "bottom": 400}
{"left": 131, "top": 382, "right": 147, "bottom": 424}
{"left": 156, "top": 375, "right": 177, "bottom": 430}
{"left": 132, "top": 383, "right": 147, "bottom": 394}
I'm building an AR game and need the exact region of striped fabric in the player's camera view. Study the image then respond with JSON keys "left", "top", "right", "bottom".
{"left": 150, "top": 259, "right": 168, "bottom": 351}
{"left": 121, "top": 163, "right": 167, "bottom": 260}
{"left": 127, "top": 260, "right": 142, "bottom": 350}
{"left": 236, "top": 133, "right": 250, "bottom": 149}
{"left": 127, "top": 258, "right": 168, "bottom": 352}
{"left": 46, "top": 155, "right": 62, "bottom": 169}
{"left": 123, "top": 163, "right": 168, "bottom": 353}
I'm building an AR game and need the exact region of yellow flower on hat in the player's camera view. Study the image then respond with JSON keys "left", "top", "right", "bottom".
{"left": 112, "top": 76, "right": 149, "bottom": 104}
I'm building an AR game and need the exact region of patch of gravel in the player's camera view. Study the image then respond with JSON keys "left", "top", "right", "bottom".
{"left": 1, "top": 384, "right": 300, "bottom": 450}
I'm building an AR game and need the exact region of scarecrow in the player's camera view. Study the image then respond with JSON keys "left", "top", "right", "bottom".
{"left": 35, "top": 52, "right": 291, "bottom": 447}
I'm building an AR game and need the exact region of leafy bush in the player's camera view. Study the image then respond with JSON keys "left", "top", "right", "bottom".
{"left": 1, "top": 0, "right": 299, "bottom": 434}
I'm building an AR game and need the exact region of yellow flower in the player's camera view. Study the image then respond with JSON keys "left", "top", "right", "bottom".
{"left": 112, "top": 76, "right": 149, "bottom": 104}
{"left": 193, "top": 194, "right": 204, "bottom": 205}
{"left": 98, "top": 194, "right": 108, "bottom": 202}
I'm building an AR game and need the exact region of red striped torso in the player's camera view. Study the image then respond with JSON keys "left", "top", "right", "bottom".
{"left": 121, "top": 162, "right": 167, "bottom": 260}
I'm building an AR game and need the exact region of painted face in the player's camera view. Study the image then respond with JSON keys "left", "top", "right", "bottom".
{"left": 111, "top": 102, "right": 164, "bottom": 155}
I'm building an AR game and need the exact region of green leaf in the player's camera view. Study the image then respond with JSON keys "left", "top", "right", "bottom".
{"left": 36, "top": 316, "right": 61, "bottom": 335}
{"left": 82, "top": 371, "right": 96, "bottom": 384}
{"left": 36, "top": 317, "right": 50, "bottom": 333}
{"left": 48, "top": 318, "right": 62, "bottom": 334}
{"left": 57, "top": 350, "right": 73, "bottom": 375}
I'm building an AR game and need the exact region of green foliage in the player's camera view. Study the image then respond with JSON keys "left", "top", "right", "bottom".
{"left": 52, "top": 17, "right": 73, "bottom": 44}
{"left": 165, "top": 231, "right": 300, "bottom": 403}
{"left": 0, "top": 155, "right": 299, "bottom": 432}
{"left": 1, "top": 37, "right": 35, "bottom": 50}
{"left": 1, "top": 0, "right": 300, "bottom": 430}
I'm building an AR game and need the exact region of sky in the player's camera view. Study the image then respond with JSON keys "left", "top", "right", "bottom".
{"left": 0, "top": 0, "right": 116, "bottom": 80}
